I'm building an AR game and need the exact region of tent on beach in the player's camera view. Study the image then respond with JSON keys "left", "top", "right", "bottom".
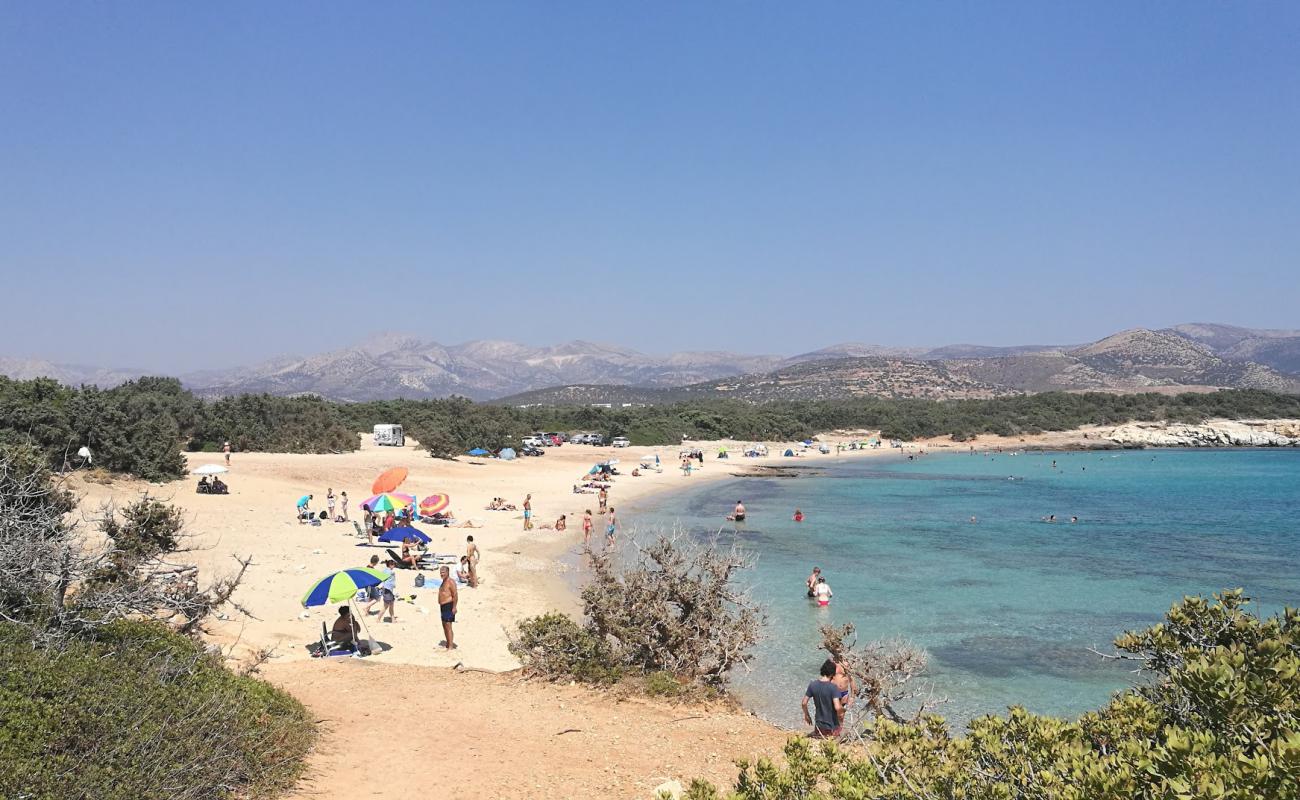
{"left": 467, "top": 448, "right": 490, "bottom": 456}
{"left": 499, "top": 448, "right": 517, "bottom": 461}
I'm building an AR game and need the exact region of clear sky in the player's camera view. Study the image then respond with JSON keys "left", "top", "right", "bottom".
{"left": 2, "top": 3, "right": 1297, "bottom": 371}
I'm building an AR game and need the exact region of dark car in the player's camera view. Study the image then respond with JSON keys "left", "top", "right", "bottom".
{"left": 521, "top": 446, "right": 545, "bottom": 457}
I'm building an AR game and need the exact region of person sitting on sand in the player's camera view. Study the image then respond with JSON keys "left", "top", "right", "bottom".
{"left": 457, "top": 556, "right": 472, "bottom": 584}
{"left": 554, "top": 514, "right": 567, "bottom": 532}
{"left": 806, "top": 566, "right": 822, "bottom": 597}
{"left": 399, "top": 537, "right": 420, "bottom": 570}
{"left": 331, "top": 605, "right": 361, "bottom": 652}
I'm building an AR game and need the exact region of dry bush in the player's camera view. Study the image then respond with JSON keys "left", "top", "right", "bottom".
{"left": 819, "top": 623, "right": 939, "bottom": 734}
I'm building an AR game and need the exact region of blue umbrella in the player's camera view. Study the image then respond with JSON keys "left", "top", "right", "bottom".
{"left": 467, "top": 448, "right": 490, "bottom": 456}
{"left": 377, "top": 526, "right": 430, "bottom": 544}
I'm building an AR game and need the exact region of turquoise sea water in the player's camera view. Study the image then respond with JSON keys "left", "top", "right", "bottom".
{"left": 627, "top": 449, "right": 1300, "bottom": 728}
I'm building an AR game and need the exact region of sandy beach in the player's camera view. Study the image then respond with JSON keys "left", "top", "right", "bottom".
{"left": 70, "top": 428, "right": 1101, "bottom": 798}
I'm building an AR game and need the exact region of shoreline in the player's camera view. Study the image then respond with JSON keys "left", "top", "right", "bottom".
{"left": 64, "top": 421, "right": 1300, "bottom": 798}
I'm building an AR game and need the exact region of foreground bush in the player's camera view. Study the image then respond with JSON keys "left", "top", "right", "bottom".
{"left": 0, "top": 620, "right": 315, "bottom": 800}
{"left": 682, "top": 590, "right": 1300, "bottom": 800}
{"left": 512, "top": 534, "right": 763, "bottom": 688}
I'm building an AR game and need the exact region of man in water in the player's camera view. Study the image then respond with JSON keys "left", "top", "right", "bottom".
{"left": 806, "top": 566, "right": 822, "bottom": 597}
{"left": 802, "top": 659, "right": 844, "bottom": 738}
{"left": 438, "top": 565, "right": 457, "bottom": 650}
{"left": 732, "top": 500, "right": 746, "bottom": 522}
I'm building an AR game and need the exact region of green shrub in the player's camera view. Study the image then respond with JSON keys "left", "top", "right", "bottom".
{"left": 645, "top": 670, "right": 686, "bottom": 697}
{"left": 687, "top": 590, "right": 1300, "bottom": 800}
{"left": 509, "top": 612, "right": 623, "bottom": 684}
{"left": 0, "top": 620, "right": 315, "bottom": 800}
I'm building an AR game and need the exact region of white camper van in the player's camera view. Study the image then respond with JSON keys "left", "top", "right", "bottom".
{"left": 373, "top": 424, "right": 405, "bottom": 447}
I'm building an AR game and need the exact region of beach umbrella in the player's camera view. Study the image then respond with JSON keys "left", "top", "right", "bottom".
{"left": 419, "top": 493, "right": 450, "bottom": 515}
{"left": 363, "top": 492, "right": 415, "bottom": 513}
{"left": 467, "top": 448, "right": 490, "bottom": 456}
{"left": 371, "top": 467, "right": 409, "bottom": 495}
{"left": 301, "top": 568, "right": 388, "bottom": 607}
{"left": 378, "top": 526, "right": 431, "bottom": 544}
{"left": 192, "top": 464, "right": 228, "bottom": 476}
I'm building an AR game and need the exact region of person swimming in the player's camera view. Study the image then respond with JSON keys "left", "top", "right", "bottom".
{"left": 793, "top": 508, "right": 804, "bottom": 522}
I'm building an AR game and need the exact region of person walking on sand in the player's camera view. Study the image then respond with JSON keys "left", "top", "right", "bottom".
{"left": 466, "top": 535, "right": 479, "bottom": 588}
{"left": 523, "top": 494, "right": 533, "bottom": 531}
{"left": 222, "top": 440, "right": 231, "bottom": 466}
{"left": 378, "top": 560, "right": 397, "bottom": 623}
{"left": 363, "top": 555, "right": 382, "bottom": 615}
{"left": 438, "top": 565, "right": 458, "bottom": 650}
{"left": 803, "top": 659, "right": 844, "bottom": 739}
{"left": 605, "top": 507, "right": 618, "bottom": 548}
{"left": 582, "top": 509, "right": 593, "bottom": 548}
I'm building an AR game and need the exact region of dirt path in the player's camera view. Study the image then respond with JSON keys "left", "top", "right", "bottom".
{"left": 267, "top": 660, "right": 789, "bottom": 799}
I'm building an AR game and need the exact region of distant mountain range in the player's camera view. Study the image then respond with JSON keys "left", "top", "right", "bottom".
{"left": 4, "top": 323, "right": 1299, "bottom": 402}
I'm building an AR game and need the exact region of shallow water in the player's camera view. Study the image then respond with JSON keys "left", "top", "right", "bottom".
{"left": 629, "top": 448, "right": 1300, "bottom": 728}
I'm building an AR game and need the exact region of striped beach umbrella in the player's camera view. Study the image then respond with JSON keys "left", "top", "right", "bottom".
{"left": 301, "top": 568, "right": 388, "bottom": 607}
{"left": 418, "top": 493, "right": 450, "bottom": 515}
{"left": 363, "top": 492, "right": 415, "bottom": 513}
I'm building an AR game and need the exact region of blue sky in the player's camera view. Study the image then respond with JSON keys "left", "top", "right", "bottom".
{"left": 2, "top": 3, "right": 1297, "bottom": 371}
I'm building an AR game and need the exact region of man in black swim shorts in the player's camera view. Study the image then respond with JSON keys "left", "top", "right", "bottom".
{"left": 437, "top": 565, "right": 458, "bottom": 650}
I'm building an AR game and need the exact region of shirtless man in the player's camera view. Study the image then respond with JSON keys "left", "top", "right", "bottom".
{"left": 833, "top": 661, "right": 857, "bottom": 711}
{"left": 438, "top": 565, "right": 458, "bottom": 650}
{"left": 605, "top": 507, "right": 618, "bottom": 547}
{"left": 465, "top": 535, "right": 480, "bottom": 588}
{"left": 731, "top": 500, "right": 746, "bottom": 522}
{"left": 523, "top": 494, "right": 533, "bottom": 531}
{"left": 806, "top": 566, "right": 822, "bottom": 597}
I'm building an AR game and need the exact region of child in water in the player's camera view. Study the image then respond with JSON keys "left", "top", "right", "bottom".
{"left": 793, "top": 509, "right": 804, "bottom": 522}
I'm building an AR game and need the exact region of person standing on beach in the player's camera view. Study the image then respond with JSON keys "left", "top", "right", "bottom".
{"left": 523, "top": 494, "right": 533, "bottom": 530}
{"left": 438, "top": 565, "right": 458, "bottom": 650}
{"left": 803, "top": 660, "right": 843, "bottom": 738}
{"left": 598, "top": 486, "right": 608, "bottom": 514}
{"left": 340, "top": 491, "right": 349, "bottom": 522}
{"left": 605, "top": 507, "right": 618, "bottom": 547}
{"left": 363, "top": 555, "right": 382, "bottom": 615}
{"left": 378, "top": 560, "right": 397, "bottom": 623}
{"left": 466, "top": 535, "right": 479, "bottom": 588}
{"left": 582, "top": 509, "right": 593, "bottom": 548}
{"left": 326, "top": 489, "right": 335, "bottom": 521}
{"left": 223, "top": 440, "right": 231, "bottom": 466}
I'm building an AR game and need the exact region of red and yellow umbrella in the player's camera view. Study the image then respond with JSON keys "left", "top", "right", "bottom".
{"left": 371, "top": 467, "right": 409, "bottom": 495}
{"left": 418, "top": 493, "right": 450, "bottom": 515}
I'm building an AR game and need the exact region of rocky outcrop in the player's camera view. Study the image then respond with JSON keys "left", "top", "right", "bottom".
{"left": 1105, "top": 419, "right": 1300, "bottom": 447}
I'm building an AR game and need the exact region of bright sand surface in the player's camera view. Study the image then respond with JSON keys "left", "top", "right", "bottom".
{"left": 70, "top": 428, "right": 1098, "bottom": 798}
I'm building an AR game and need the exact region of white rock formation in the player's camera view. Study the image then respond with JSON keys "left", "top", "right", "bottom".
{"left": 1105, "top": 419, "right": 1300, "bottom": 447}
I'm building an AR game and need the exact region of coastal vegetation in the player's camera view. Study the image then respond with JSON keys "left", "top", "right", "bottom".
{"left": 3, "top": 371, "right": 1298, "bottom": 480}
{"left": 682, "top": 591, "right": 1300, "bottom": 800}
{"left": 510, "top": 534, "right": 763, "bottom": 690}
{"left": 0, "top": 444, "right": 315, "bottom": 799}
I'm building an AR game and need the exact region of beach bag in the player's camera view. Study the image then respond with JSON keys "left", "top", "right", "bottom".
{"left": 414, "top": 573, "right": 425, "bottom": 587}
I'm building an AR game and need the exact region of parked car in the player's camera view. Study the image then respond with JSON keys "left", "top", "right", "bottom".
{"left": 521, "top": 436, "right": 545, "bottom": 449}
{"left": 611, "top": 436, "right": 630, "bottom": 448}
{"left": 545, "top": 432, "right": 564, "bottom": 446}
{"left": 373, "top": 424, "right": 405, "bottom": 447}
{"left": 587, "top": 434, "right": 605, "bottom": 446}
{"left": 521, "top": 446, "right": 545, "bottom": 457}
{"left": 570, "top": 433, "right": 592, "bottom": 444}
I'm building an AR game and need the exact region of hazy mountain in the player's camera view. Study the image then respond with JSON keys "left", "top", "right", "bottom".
{"left": 6, "top": 323, "right": 1298, "bottom": 402}
{"left": 499, "top": 328, "right": 1300, "bottom": 405}
{"left": 184, "top": 334, "right": 784, "bottom": 401}
{"left": 1164, "top": 323, "right": 1300, "bottom": 375}
{"left": 0, "top": 358, "right": 143, "bottom": 388}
